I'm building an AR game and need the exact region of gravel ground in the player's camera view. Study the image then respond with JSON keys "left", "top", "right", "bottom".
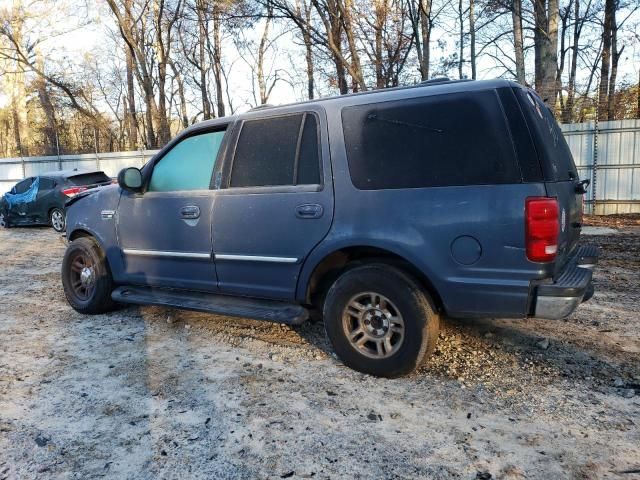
{"left": 0, "top": 227, "right": 639, "bottom": 479}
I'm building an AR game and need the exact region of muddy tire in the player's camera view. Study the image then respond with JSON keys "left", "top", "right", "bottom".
{"left": 62, "top": 237, "right": 116, "bottom": 314}
{"left": 323, "top": 264, "right": 440, "bottom": 378}
{"left": 50, "top": 208, "right": 66, "bottom": 232}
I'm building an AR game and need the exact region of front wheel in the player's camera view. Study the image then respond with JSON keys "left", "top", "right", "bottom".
{"left": 50, "top": 208, "right": 66, "bottom": 232}
{"left": 323, "top": 264, "right": 440, "bottom": 378}
{"left": 0, "top": 210, "right": 9, "bottom": 228}
{"left": 62, "top": 237, "right": 116, "bottom": 314}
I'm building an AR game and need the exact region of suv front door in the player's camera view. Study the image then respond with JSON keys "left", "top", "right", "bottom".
{"left": 212, "top": 110, "right": 333, "bottom": 300}
{"left": 116, "top": 127, "right": 228, "bottom": 292}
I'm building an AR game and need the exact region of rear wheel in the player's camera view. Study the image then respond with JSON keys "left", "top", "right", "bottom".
{"left": 50, "top": 208, "right": 66, "bottom": 232}
{"left": 323, "top": 264, "right": 440, "bottom": 378}
{"left": 62, "top": 237, "right": 116, "bottom": 314}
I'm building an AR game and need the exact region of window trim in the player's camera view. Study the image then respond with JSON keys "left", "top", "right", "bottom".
{"left": 224, "top": 111, "right": 323, "bottom": 192}
{"left": 142, "top": 123, "right": 231, "bottom": 193}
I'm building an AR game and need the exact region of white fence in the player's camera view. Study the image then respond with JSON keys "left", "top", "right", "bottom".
{"left": 562, "top": 119, "right": 640, "bottom": 215}
{"left": 0, "top": 119, "right": 639, "bottom": 215}
{"left": 0, "top": 150, "right": 158, "bottom": 194}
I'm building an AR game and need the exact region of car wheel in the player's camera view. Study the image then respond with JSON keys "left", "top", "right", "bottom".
{"left": 0, "top": 210, "right": 9, "bottom": 228}
{"left": 50, "top": 208, "right": 66, "bottom": 232}
{"left": 62, "top": 237, "right": 116, "bottom": 314}
{"left": 323, "top": 264, "right": 440, "bottom": 378}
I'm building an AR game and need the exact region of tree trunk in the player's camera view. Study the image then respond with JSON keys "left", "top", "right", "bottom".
{"left": 11, "top": 105, "right": 24, "bottom": 157}
{"left": 257, "top": 7, "right": 272, "bottom": 104}
{"left": 374, "top": 0, "right": 385, "bottom": 89}
{"left": 458, "top": 0, "right": 464, "bottom": 79}
{"left": 562, "top": 0, "right": 580, "bottom": 123}
{"left": 196, "top": 0, "right": 212, "bottom": 120}
{"left": 534, "top": 0, "right": 559, "bottom": 106}
{"left": 598, "top": 0, "right": 614, "bottom": 121}
{"left": 607, "top": 7, "right": 621, "bottom": 121}
{"left": 469, "top": 0, "right": 476, "bottom": 79}
{"left": 420, "top": 0, "right": 431, "bottom": 79}
{"left": 124, "top": 0, "right": 138, "bottom": 149}
{"left": 512, "top": 0, "right": 525, "bottom": 84}
{"left": 296, "top": 0, "right": 315, "bottom": 99}
{"left": 339, "top": 0, "right": 367, "bottom": 90}
{"left": 34, "top": 66, "right": 58, "bottom": 155}
{"left": 212, "top": 5, "right": 226, "bottom": 117}
{"left": 154, "top": 0, "right": 171, "bottom": 145}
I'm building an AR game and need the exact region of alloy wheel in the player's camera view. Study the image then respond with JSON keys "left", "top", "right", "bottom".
{"left": 68, "top": 251, "right": 96, "bottom": 301}
{"left": 342, "top": 292, "right": 405, "bottom": 359}
{"left": 51, "top": 210, "right": 65, "bottom": 231}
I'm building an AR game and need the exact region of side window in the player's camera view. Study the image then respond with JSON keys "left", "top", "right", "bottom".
{"left": 296, "top": 114, "right": 321, "bottom": 185}
{"left": 13, "top": 178, "right": 34, "bottom": 194}
{"left": 342, "top": 91, "right": 520, "bottom": 190}
{"left": 148, "top": 130, "right": 226, "bottom": 192}
{"left": 230, "top": 113, "right": 321, "bottom": 188}
{"left": 39, "top": 178, "right": 56, "bottom": 190}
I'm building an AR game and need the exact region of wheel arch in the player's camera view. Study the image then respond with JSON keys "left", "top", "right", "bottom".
{"left": 299, "top": 243, "right": 444, "bottom": 313}
{"left": 67, "top": 227, "right": 120, "bottom": 279}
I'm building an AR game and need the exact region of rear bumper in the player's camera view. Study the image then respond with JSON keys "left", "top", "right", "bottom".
{"left": 531, "top": 244, "right": 599, "bottom": 320}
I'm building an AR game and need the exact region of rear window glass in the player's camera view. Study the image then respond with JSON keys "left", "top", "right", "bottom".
{"left": 341, "top": 91, "right": 520, "bottom": 190}
{"left": 516, "top": 89, "right": 578, "bottom": 182}
{"left": 68, "top": 172, "right": 111, "bottom": 186}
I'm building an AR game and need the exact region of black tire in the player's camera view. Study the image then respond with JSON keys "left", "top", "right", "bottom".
{"left": 323, "top": 264, "right": 440, "bottom": 378}
{"left": 50, "top": 208, "right": 66, "bottom": 232}
{"left": 0, "top": 209, "right": 9, "bottom": 228}
{"left": 62, "top": 237, "right": 116, "bottom": 314}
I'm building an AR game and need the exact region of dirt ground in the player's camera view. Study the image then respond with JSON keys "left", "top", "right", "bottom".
{"left": 0, "top": 226, "right": 639, "bottom": 480}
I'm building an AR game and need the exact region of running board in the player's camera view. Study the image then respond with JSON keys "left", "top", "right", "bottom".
{"left": 111, "top": 286, "right": 309, "bottom": 325}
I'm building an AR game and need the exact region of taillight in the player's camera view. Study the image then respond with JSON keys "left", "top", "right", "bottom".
{"left": 525, "top": 197, "right": 559, "bottom": 262}
{"left": 62, "top": 186, "right": 87, "bottom": 198}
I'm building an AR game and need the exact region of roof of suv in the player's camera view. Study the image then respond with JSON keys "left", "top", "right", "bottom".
{"left": 185, "top": 78, "right": 520, "bottom": 134}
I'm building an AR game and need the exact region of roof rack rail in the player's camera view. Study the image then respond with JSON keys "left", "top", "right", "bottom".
{"left": 249, "top": 104, "right": 274, "bottom": 111}
{"left": 421, "top": 77, "right": 450, "bottom": 84}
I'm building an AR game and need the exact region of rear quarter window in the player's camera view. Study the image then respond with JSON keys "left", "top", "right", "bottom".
{"left": 341, "top": 90, "right": 521, "bottom": 190}
{"left": 515, "top": 89, "right": 578, "bottom": 182}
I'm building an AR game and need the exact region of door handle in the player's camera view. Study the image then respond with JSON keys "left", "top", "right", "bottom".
{"left": 180, "top": 205, "right": 200, "bottom": 219}
{"left": 295, "top": 203, "right": 323, "bottom": 219}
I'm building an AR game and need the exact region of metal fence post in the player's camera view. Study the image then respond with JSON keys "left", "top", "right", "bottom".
{"left": 592, "top": 117, "right": 598, "bottom": 215}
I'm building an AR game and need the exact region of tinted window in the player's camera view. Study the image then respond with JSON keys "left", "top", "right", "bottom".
{"left": 296, "top": 114, "right": 321, "bottom": 185}
{"left": 13, "top": 178, "right": 33, "bottom": 194}
{"left": 39, "top": 178, "right": 56, "bottom": 190}
{"left": 149, "top": 130, "right": 226, "bottom": 192}
{"left": 68, "top": 172, "right": 111, "bottom": 186}
{"left": 230, "top": 114, "right": 303, "bottom": 188}
{"left": 515, "top": 89, "right": 578, "bottom": 182}
{"left": 342, "top": 91, "right": 520, "bottom": 190}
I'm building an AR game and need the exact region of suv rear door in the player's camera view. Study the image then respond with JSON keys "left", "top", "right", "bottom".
{"left": 211, "top": 109, "right": 333, "bottom": 300}
{"left": 515, "top": 88, "right": 583, "bottom": 270}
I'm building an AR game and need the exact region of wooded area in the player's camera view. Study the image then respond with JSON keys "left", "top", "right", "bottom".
{"left": 0, "top": 0, "right": 638, "bottom": 157}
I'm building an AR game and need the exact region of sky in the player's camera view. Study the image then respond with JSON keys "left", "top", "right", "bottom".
{"left": 2, "top": 0, "right": 639, "bottom": 116}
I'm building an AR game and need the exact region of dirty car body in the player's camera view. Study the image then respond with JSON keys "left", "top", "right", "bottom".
{"left": 62, "top": 79, "right": 599, "bottom": 377}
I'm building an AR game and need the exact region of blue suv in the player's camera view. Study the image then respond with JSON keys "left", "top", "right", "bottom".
{"left": 61, "top": 79, "right": 598, "bottom": 377}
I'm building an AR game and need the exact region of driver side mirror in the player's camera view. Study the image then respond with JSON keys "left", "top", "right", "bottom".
{"left": 118, "top": 167, "right": 143, "bottom": 193}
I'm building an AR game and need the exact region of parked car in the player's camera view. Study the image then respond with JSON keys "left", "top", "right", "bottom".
{"left": 0, "top": 170, "right": 113, "bottom": 232}
{"left": 61, "top": 78, "right": 598, "bottom": 377}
